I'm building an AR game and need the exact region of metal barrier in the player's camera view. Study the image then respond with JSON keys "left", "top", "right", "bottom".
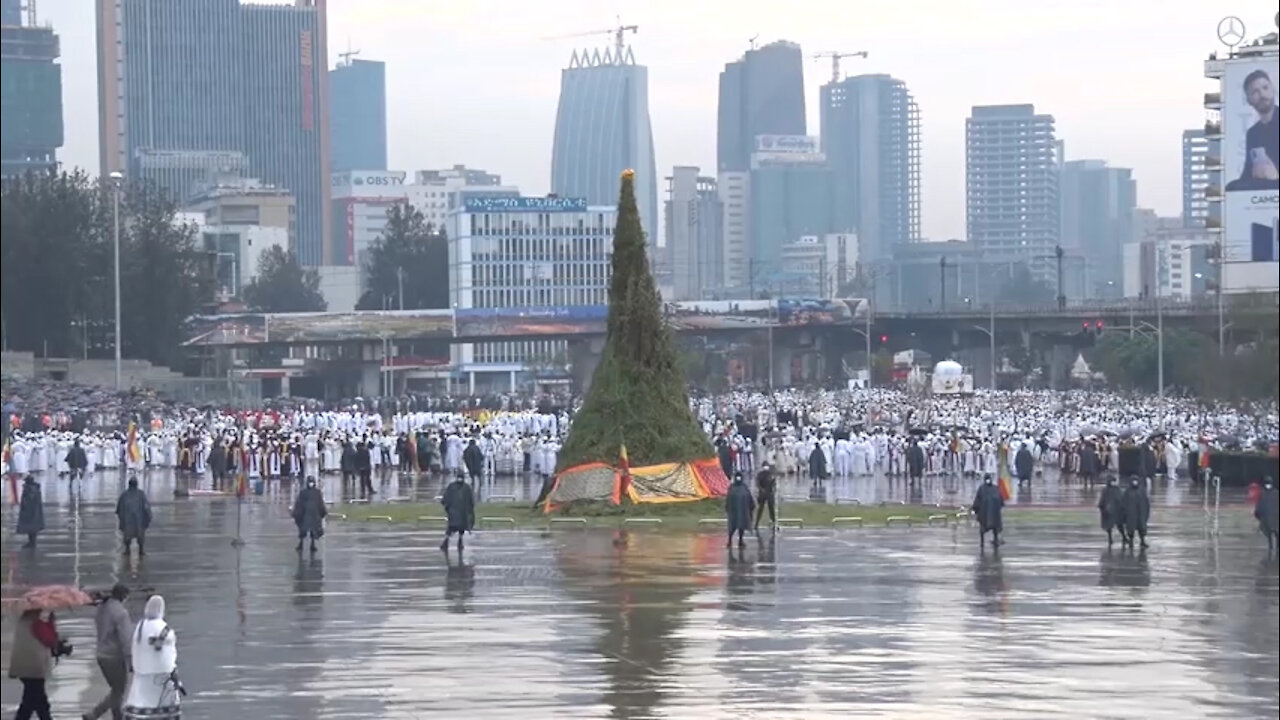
{"left": 835, "top": 497, "right": 862, "bottom": 505}
{"left": 367, "top": 515, "right": 393, "bottom": 522}
{"left": 927, "top": 514, "right": 950, "bottom": 527}
{"left": 776, "top": 518, "right": 804, "bottom": 528}
{"left": 549, "top": 517, "right": 588, "bottom": 528}
{"left": 416, "top": 516, "right": 447, "bottom": 523}
{"left": 832, "top": 516, "right": 864, "bottom": 528}
{"left": 480, "top": 516, "right": 516, "bottom": 527}
{"left": 886, "top": 515, "right": 913, "bottom": 527}
{"left": 329, "top": 513, "right": 348, "bottom": 520}
{"left": 622, "top": 517, "right": 663, "bottom": 526}
{"left": 879, "top": 500, "right": 906, "bottom": 507}
{"left": 782, "top": 495, "right": 809, "bottom": 503}
{"left": 697, "top": 518, "right": 728, "bottom": 526}
{"left": 347, "top": 498, "right": 370, "bottom": 505}
{"left": 486, "top": 494, "right": 517, "bottom": 502}
{"left": 387, "top": 497, "right": 413, "bottom": 503}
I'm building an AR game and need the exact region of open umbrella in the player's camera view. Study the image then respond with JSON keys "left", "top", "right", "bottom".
{"left": 2, "top": 585, "right": 94, "bottom": 613}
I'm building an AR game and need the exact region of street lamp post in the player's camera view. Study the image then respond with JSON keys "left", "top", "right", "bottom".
{"left": 1156, "top": 290, "right": 1164, "bottom": 403}
{"left": 109, "top": 171, "right": 124, "bottom": 391}
{"left": 973, "top": 302, "right": 997, "bottom": 391}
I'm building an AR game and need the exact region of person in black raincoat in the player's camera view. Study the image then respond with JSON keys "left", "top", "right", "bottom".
{"left": 1255, "top": 476, "right": 1278, "bottom": 553}
{"left": 717, "top": 439, "right": 734, "bottom": 479}
{"left": 1077, "top": 442, "right": 1100, "bottom": 487}
{"left": 462, "top": 438, "right": 484, "bottom": 483}
{"left": 115, "top": 476, "right": 152, "bottom": 556}
{"left": 16, "top": 475, "right": 45, "bottom": 549}
{"left": 355, "top": 441, "right": 374, "bottom": 496}
{"left": 807, "top": 442, "right": 828, "bottom": 484}
{"left": 1014, "top": 444, "right": 1034, "bottom": 485}
{"left": 340, "top": 441, "right": 356, "bottom": 484}
{"left": 65, "top": 439, "right": 89, "bottom": 480}
{"left": 439, "top": 472, "right": 476, "bottom": 553}
{"left": 1097, "top": 475, "right": 1124, "bottom": 546}
{"left": 725, "top": 472, "right": 755, "bottom": 548}
{"left": 753, "top": 462, "right": 776, "bottom": 531}
{"left": 1120, "top": 475, "right": 1150, "bottom": 549}
{"left": 906, "top": 440, "right": 925, "bottom": 484}
{"left": 292, "top": 476, "right": 328, "bottom": 553}
{"left": 971, "top": 474, "right": 1004, "bottom": 549}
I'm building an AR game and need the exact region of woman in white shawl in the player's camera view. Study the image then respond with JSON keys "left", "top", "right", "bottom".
{"left": 123, "top": 595, "right": 183, "bottom": 719}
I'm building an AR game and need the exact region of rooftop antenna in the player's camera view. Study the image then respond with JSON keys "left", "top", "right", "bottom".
{"left": 811, "top": 50, "right": 869, "bottom": 83}
{"left": 339, "top": 37, "right": 360, "bottom": 66}
{"left": 748, "top": 34, "right": 759, "bottom": 50}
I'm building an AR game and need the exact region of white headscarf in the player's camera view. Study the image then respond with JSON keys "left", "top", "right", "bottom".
{"left": 136, "top": 595, "right": 166, "bottom": 643}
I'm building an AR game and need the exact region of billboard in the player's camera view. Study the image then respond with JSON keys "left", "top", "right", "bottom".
{"left": 1222, "top": 55, "right": 1280, "bottom": 267}
{"left": 330, "top": 171, "right": 409, "bottom": 198}
{"left": 754, "top": 135, "right": 819, "bottom": 153}
{"left": 776, "top": 298, "right": 865, "bottom": 326}
{"left": 462, "top": 196, "right": 588, "bottom": 213}
{"left": 182, "top": 311, "right": 453, "bottom": 346}
{"left": 663, "top": 300, "right": 777, "bottom": 330}
{"left": 454, "top": 306, "right": 607, "bottom": 338}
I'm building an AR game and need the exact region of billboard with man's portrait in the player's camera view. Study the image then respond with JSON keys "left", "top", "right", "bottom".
{"left": 1222, "top": 55, "right": 1280, "bottom": 266}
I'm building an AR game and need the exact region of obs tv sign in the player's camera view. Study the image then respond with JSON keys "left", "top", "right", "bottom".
{"left": 332, "top": 172, "right": 407, "bottom": 188}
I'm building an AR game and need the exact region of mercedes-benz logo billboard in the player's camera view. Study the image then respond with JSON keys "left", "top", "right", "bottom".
{"left": 1217, "top": 16, "right": 1246, "bottom": 47}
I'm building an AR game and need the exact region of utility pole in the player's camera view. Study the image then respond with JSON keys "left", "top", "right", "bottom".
{"left": 939, "top": 256, "right": 947, "bottom": 312}
{"left": 110, "top": 171, "right": 124, "bottom": 391}
{"left": 1055, "top": 245, "right": 1065, "bottom": 310}
{"left": 1214, "top": 241, "right": 1225, "bottom": 356}
{"left": 397, "top": 267, "right": 405, "bottom": 310}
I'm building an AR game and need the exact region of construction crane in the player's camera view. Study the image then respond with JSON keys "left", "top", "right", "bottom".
{"left": 812, "top": 50, "right": 869, "bottom": 83}
{"left": 549, "top": 18, "right": 638, "bottom": 58}
{"left": 338, "top": 48, "right": 361, "bottom": 66}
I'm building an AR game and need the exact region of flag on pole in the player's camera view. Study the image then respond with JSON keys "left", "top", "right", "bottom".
{"left": 1198, "top": 442, "right": 1211, "bottom": 469}
{"left": 235, "top": 472, "right": 248, "bottom": 498}
{"left": 618, "top": 444, "right": 632, "bottom": 500}
{"left": 126, "top": 422, "right": 142, "bottom": 463}
{"left": 406, "top": 433, "right": 418, "bottom": 471}
{"left": 996, "top": 442, "right": 1013, "bottom": 501}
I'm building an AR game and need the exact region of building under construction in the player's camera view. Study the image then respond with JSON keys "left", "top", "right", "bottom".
{"left": 1, "top": 0, "right": 64, "bottom": 178}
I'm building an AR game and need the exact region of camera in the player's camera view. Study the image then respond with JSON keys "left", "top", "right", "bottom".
{"left": 53, "top": 639, "right": 73, "bottom": 658}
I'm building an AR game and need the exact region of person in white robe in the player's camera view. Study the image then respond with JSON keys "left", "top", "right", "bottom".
{"left": 123, "top": 595, "right": 182, "bottom": 719}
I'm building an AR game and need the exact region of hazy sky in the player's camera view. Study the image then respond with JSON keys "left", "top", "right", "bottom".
{"left": 45, "top": 0, "right": 1275, "bottom": 240}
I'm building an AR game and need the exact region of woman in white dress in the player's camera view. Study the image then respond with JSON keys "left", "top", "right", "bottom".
{"left": 124, "top": 595, "right": 182, "bottom": 719}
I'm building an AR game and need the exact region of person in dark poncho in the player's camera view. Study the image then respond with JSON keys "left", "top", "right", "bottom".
{"left": 1255, "top": 477, "right": 1278, "bottom": 554}
{"left": 725, "top": 472, "right": 755, "bottom": 548}
{"left": 16, "top": 475, "right": 45, "bottom": 549}
{"left": 115, "top": 476, "right": 152, "bottom": 556}
{"left": 292, "top": 476, "right": 328, "bottom": 553}
{"left": 1120, "top": 475, "right": 1151, "bottom": 549}
{"left": 1097, "top": 475, "right": 1124, "bottom": 547}
{"left": 439, "top": 471, "right": 476, "bottom": 554}
{"left": 971, "top": 474, "right": 1004, "bottom": 549}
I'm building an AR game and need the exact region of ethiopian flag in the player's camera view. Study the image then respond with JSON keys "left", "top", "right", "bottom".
{"left": 126, "top": 422, "right": 142, "bottom": 463}
{"left": 618, "top": 444, "right": 632, "bottom": 500}
{"left": 996, "top": 442, "right": 1013, "bottom": 501}
{"left": 406, "top": 432, "right": 418, "bottom": 471}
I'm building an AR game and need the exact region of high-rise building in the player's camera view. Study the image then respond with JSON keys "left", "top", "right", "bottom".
{"left": 1181, "top": 129, "right": 1210, "bottom": 227}
{"left": 966, "top": 104, "right": 1060, "bottom": 285}
{"left": 664, "top": 167, "right": 723, "bottom": 301}
{"left": 448, "top": 195, "right": 616, "bottom": 393}
{"left": 1, "top": 4, "right": 63, "bottom": 177}
{"left": 819, "top": 73, "right": 921, "bottom": 262}
{"left": 1059, "top": 159, "right": 1135, "bottom": 299}
{"left": 718, "top": 171, "right": 750, "bottom": 292}
{"left": 1123, "top": 214, "right": 1216, "bottom": 300}
{"left": 716, "top": 40, "right": 807, "bottom": 173}
{"left": 96, "top": 0, "right": 331, "bottom": 265}
{"left": 749, "top": 137, "right": 835, "bottom": 293}
{"left": 330, "top": 57, "right": 386, "bottom": 173}
{"left": 550, "top": 42, "right": 657, "bottom": 247}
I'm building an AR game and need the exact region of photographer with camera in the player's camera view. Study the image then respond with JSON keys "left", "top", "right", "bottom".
{"left": 84, "top": 583, "right": 133, "bottom": 720}
{"left": 7, "top": 608, "right": 68, "bottom": 720}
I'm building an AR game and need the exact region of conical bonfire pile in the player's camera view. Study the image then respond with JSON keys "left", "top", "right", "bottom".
{"left": 555, "top": 169, "right": 712, "bottom": 473}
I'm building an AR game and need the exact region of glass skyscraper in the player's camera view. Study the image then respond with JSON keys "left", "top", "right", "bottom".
{"left": 96, "top": 0, "right": 331, "bottom": 264}
{"left": 716, "top": 40, "right": 807, "bottom": 173}
{"left": 550, "top": 44, "right": 657, "bottom": 248}
{"left": 819, "top": 73, "right": 921, "bottom": 262}
{"left": 329, "top": 57, "right": 387, "bottom": 172}
{"left": 1, "top": 2, "right": 63, "bottom": 177}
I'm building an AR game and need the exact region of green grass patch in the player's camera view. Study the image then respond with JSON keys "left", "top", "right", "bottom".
{"left": 335, "top": 499, "right": 955, "bottom": 530}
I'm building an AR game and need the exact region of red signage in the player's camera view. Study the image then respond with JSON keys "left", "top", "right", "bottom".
{"left": 300, "top": 31, "right": 314, "bottom": 131}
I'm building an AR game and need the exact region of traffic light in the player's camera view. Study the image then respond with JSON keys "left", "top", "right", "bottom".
{"left": 1095, "top": 320, "right": 1103, "bottom": 332}
{"left": 879, "top": 334, "right": 888, "bottom": 344}
{"left": 1082, "top": 321, "right": 1090, "bottom": 333}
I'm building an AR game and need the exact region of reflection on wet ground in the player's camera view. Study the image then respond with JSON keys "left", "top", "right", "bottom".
{"left": 1, "top": 470, "right": 1276, "bottom": 719}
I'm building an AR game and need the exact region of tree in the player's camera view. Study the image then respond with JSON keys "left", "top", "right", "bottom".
{"left": 1, "top": 171, "right": 212, "bottom": 367}
{"left": 556, "top": 170, "right": 713, "bottom": 471}
{"left": 242, "top": 246, "right": 327, "bottom": 313}
{"left": 996, "top": 265, "right": 1055, "bottom": 306}
{"left": 356, "top": 203, "right": 448, "bottom": 310}
{"left": 1093, "top": 328, "right": 1212, "bottom": 394}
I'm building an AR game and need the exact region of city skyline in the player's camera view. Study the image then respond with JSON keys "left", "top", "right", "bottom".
{"left": 41, "top": 1, "right": 1276, "bottom": 240}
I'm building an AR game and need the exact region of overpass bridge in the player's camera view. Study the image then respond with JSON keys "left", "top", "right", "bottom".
{"left": 180, "top": 296, "right": 1272, "bottom": 396}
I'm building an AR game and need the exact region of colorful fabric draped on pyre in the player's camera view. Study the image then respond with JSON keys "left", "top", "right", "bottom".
{"left": 544, "top": 457, "right": 729, "bottom": 511}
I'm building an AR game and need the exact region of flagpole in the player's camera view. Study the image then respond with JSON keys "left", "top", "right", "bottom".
{"left": 232, "top": 473, "right": 247, "bottom": 547}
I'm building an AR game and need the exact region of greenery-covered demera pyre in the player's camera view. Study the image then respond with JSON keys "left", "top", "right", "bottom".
{"left": 555, "top": 170, "right": 713, "bottom": 472}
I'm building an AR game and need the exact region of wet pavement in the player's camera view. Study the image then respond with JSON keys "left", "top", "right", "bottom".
{"left": 1, "top": 470, "right": 1277, "bottom": 719}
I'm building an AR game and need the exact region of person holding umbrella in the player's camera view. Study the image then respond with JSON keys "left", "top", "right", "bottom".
{"left": 292, "top": 476, "right": 328, "bottom": 553}
{"left": 8, "top": 586, "right": 85, "bottom": 720}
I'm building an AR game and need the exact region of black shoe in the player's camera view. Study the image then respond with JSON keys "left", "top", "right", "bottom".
{"left": 310, "top": 542, "right": 318, "bottom": 553}
{"left": 21, "top": 542, "right": 34, "bottom": 549}
{"left": 439, "top": 540, "right": 449, "bottom": 552}
{"left": 725, "top": 540, "right": 732, "bottom": 549}
{"left": 295, "top": 542, "right": 303, "bottom": 551}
